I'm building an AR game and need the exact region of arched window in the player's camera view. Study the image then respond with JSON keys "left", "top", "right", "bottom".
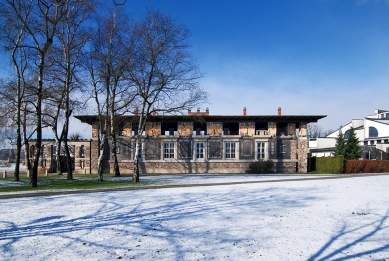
{"left": 369, "top": 127, "right": 378, "bottom": 137}
{"left": 344, "top": 129, "right": 351, "bottom": 139}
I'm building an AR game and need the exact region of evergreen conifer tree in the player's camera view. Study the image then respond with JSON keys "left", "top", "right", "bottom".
{"left": 344, "top": 127, "right": 362, "bottom": 159}
{"left": 333, "top": 128, "right": 346, "bottom": 157}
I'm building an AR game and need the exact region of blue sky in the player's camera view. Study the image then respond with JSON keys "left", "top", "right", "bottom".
{"left": 121, "top": 0, "right": 389, "bottom": 132}
{"left": 2, "top": 0, "right": 389, "bottom": 138}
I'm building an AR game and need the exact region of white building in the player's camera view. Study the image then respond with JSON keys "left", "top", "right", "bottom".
{"left": 309, "top": 109, "right": 389, "bottom": 159}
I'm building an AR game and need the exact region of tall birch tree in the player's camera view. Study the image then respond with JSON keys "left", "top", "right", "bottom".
{"left": 0, "top": 0, "right": 70, "bottom": 186}
{"left": 44, "top": 0, "right": 96, "bottom": 179}
{"left": 86, "top": 7, "right": 136, "bottom": 179}
{"left": 129, "top": 10, "right": 207, "bottom": 182}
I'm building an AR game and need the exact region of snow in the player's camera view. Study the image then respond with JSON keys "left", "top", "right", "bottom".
{"left": 1, "top": 174, "right": 389, "bottom": 260}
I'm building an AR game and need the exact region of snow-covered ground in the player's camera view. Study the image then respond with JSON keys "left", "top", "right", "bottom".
{"left": 0, "top": 173, "right": 333, "bottom": 191}
{"left": 0, "top": 174, "right": 389, "bottom": 260}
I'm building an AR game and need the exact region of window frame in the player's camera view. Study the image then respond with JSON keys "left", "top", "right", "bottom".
{"left": 80, "top": 145, "right": 85, "bottom": 157}
{"left": 163, "top": 142, "right": 175, "bottom": 159}
{"left": 225, "top": 142, "right": 236, "bottom": 159}
{"left": 369, "top": 126, "right": 378, "bottom": 138}
{"left": 257, "top": 142, "right": 266, "bottom": 159}
{"left": 195, "top": 142, "right": 205, "bottom": 159}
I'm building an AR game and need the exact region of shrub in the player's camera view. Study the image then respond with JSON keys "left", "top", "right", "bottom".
{"left": 344, "top": 160, "right": 389, "bottom": 174}
{"left": 246, "top": 159, "right": 274, "bottom": 174}
{"left": 315, "top": 156, "right": 344, "bottom": 174}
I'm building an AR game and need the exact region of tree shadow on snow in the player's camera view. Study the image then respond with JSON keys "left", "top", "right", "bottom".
{"left": 308, "top": 210, "right": 389, "bottom": 261}
{"left": 0, "top": 185, "right": 331, "bottom": 260}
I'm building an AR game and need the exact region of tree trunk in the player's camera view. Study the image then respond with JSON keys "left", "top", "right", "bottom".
{"left": 30, "top": 61, "right": 44, "bottom": 187}
{"left": 110, "top": 114, "right": 120, "bottom": 177}
{"left": 132, "top": 135, "right": 141, "bottom": 182}
{"left": 55, "top": 142, "right": 62, "bottom": 175}
{"left": 63, "top": 94, "right": 72, "bottom": 180}
{"left": 133, "top": 103, "right": 148, "bottom": 183}
{"left": 14, "top": 111, "right": 21, "bottom": 181}
{"left": 97, "top": 133, "right": 105, "bottom": 182}
{"left": 64, "top": 140, "right": 72, "bottom": 180}
{"left": 13, "top": 71, "right": 22, "bottom": 181}
{"left": 22, "top": 102, "right": 31, "bottom": 175}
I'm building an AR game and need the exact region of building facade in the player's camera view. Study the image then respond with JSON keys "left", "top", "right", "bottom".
{"left": 73, "top": 108, "right": 325, "bottom": 174}
{"left": 28, "top": 139, "right": 92, "bottom": 174}
{"left": 309, "top": 109, "right": 389, "bottom": 160}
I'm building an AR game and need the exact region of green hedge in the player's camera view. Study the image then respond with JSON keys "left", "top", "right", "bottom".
{"left": 312, "top": 156, "right": 344, "bottom": 174}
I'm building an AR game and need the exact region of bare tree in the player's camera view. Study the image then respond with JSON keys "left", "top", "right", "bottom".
{"left": 1, "top": 0, "right": 95, "bottom": 185}
{"left": 69, "top": 132, "right": 83, "bottom": 140}
{"left": 307, "top": 123, "right": 333, "bottom": 139}
{"left": 85, "top": 7, "right": 137, "bottom": 180}
{"left": 1, "top": 0, "right": 75, "bottom": 187}
{"left": 128, "top": 10, "right": 207, "bottom": 182}
{"left": 85, "top": 52, "right": 106, "bottom": 182}
{"left": 56, "top": 0, "right": 95, "bottom": 180}
{"left": 0, "top": 77, "right": 35, "bottom": 177}
{"left": 0, "top": 1, "right": 30, "bottom": 181}
{"left": 43, "top": 0, "right": 96, "bottom": 179}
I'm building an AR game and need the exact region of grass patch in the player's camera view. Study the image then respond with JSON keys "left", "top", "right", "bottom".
{"left": 0, "top": 174, "right": 154, "bottom": 193}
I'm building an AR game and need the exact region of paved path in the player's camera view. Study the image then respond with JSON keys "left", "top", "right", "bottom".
{"left": 0, "top": 173, "right": 388, "bottom": 200}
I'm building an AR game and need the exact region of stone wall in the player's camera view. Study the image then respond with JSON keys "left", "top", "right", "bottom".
{"left": 110, "top": 161, "right": 253, "bottom": 174}
{"left": 106, "top": 160, "right": 298, "bottom": 174}
{"left": 239, "top": 138, "right": 255, "bottom": 160}
{"left": 297, "top": 137, "right": 308, "bottom": 173}
{"left": 239, "top": 122, "right": 255, "bottom": 136}
{"left": 178, "top": 122, "right": 193, "bottom": 137}
{"left": 275, "top": 161, "right": 297, "bottom": 173}
{"left": 290, "top": 139, "right": 297, "bottom": 160}
{"left": 145, "top": 122, "right": 161, "bottom": 137}
{"left": 207, "top": 122, "right": 223, "bottom": 136}
{"left": 88, "top": 135, "right": 307, "bottom": 174}
{"left": 90, "top": 140, "right": 99, "bottom": 173}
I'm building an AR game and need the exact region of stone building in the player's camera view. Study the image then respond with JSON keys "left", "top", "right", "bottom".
{"left": 73, "top": 108, "right": 325, "bottom": 174}
{"left": 28, "top": 139, "right": 92, "bottom": 174}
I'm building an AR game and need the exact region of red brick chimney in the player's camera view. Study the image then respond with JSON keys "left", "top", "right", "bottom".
{"left": 278, "top": 107, "right": 282, "bottom": 116}
{"left": 135, "top": 108, "right": 139, "bottom": 116}
{"left": 243, "top": 107, "right": 247, "bottom": 116}
{"left": 188, "top": 107, "right": 209, "bottom": 116}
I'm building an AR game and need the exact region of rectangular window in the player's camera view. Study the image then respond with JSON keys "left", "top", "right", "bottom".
{"left": 279, "top": 145, "right": 286, "bottom": 154}
{"left": 80, "top": 145, "right": 85, "bottom": 157}
{"left": 257, "top": 142, "right": 266, "bottom": 159}
{"left": 195, "top": 142, "right": 205, "bottom": 158}
{"left": 225, "top": 142, "right": 236, "bottom": 159}
{"left": 164, "top": 142, "right": 175, "bottom": 159}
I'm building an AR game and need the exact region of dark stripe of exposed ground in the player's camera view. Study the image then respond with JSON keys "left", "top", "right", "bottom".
{"left": 0, "top": 173, "right": 388, "bottom": 200}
